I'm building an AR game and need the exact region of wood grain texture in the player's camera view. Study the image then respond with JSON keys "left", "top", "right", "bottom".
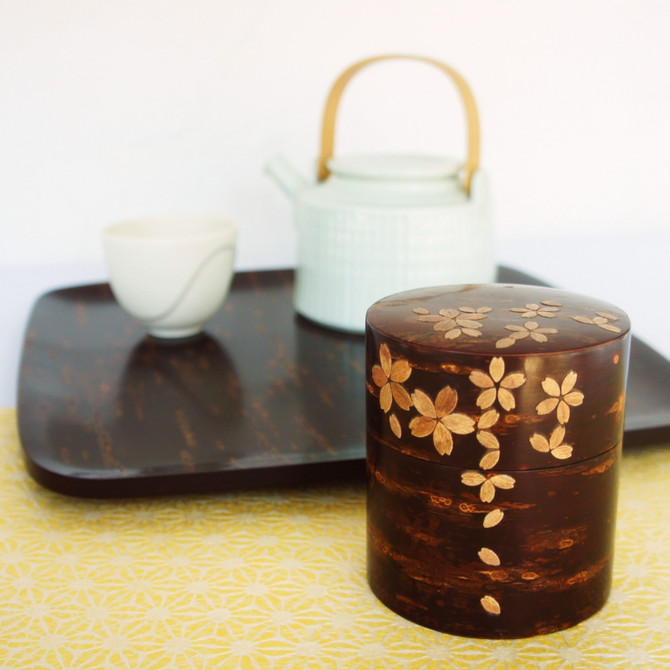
{"left": 14, "top": 267, "right": 669, "bottom": 498}
{"left": 366, "top": 332, "right": 629, "bottom": 471}
{"left": 367, "top": 437, "right": 620, "bottom": 638}
{"left": 365, "top": 283, "right": 629, "bottom": 637}
{"left": 17, "top": 271, "right": 366, "bottom": 497}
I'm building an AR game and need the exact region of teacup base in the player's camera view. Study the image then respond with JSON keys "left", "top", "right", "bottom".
{"left": 148, "top": 325, "right": 203, "bottom": 339}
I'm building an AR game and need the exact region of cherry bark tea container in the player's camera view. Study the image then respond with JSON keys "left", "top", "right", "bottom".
{"left": 365, "top": 283, "right": 630, "bottom": 638}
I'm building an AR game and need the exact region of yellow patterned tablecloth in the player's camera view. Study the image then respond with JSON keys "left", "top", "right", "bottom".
{"left": 0, "top": 408, "right": 669, "bottom": 669}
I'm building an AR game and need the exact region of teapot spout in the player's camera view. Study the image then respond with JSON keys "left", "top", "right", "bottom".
{"left": 264, "top": 155, "right": 307, "bottom": 200}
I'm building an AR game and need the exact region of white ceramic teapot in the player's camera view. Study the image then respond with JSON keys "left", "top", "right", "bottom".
{"left": 266, "top": 54, "right": 495, "bottom": 334}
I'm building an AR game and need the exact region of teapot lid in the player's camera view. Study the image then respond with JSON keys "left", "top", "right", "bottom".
{"left": 326, "top": 154, "right": 461, "bottom": 180}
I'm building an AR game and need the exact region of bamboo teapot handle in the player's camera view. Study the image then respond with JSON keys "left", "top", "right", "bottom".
{"left": 317, "top": 54, "right": 481, "bottom": 194}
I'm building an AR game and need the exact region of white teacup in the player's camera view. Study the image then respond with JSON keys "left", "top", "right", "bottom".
{"left": 103, "top": 216, "right": 237, "bottom": 338}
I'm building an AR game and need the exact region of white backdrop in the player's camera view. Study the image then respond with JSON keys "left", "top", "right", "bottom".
{"left": 1, "top": 0, "right": 669, "bottom": 270}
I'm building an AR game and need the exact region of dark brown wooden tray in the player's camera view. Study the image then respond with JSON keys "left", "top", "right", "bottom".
{"left": 17, "top": 267, "right": 670, "bottom": 498}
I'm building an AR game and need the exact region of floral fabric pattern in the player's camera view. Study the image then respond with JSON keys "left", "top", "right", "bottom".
{"left": 0, "top": 410, "right": 667, "bottom": 668}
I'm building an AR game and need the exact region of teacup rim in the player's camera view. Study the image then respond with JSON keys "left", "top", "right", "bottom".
{"left": 103, "top": 216, "right": 237, "bottom": 243}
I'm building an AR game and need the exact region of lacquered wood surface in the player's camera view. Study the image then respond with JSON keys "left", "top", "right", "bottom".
{"left": 17, "top": 270, "right": 366, "bottom": 497}
{"left": 365, "top": 283, "right": 628, "bottom": 637}
{"left": 16, "top": 267, "right": 670, "bottom": 497}
{"left": 365, "top": 284, "right": 630, "bottom": 470}
{"left": 367, "top": 438, "right": 620, "bottom": 638}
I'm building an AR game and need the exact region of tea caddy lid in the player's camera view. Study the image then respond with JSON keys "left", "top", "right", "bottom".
{"left": 366, "top": 283, "right": 631, "bottom": 472}
{"left": 326, "top": 154, "right": 462, "bottom": 181}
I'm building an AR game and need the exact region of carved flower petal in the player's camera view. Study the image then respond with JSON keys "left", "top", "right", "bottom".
{"left": 444, "top": 328, "right": 461, "bottom": 340}
{"left": 462, "top": 328, "right": 483, "bottom": 337}
{"left": 597, "top": 312, "right": 618, "bottom": 321}
{"left": 478, "top": 409, "right": 499, "bottom": 430}
{"left": 459, "top": 306, "right": 476, "bottom": 313}
{"left": 505, "top": 325, "right": 527, "bottom": 332}
{"left": 564, "top": 391, "right": 584, "bottom": 407}
{"left": 478, "top": 430, "right": 500, "bottom": 451}
{"left": 481, "top": 595, "right": 501, "bottom": 615}
{"left": 497, "top": 388, "right": 516, "bottom": 412}
{"left": 476, "top": 388, "right": 497, "bottom": 410}
{"left": 411, "top": 389, "right": 437, "bottom": 418}
{"left": 500, "top": 373, "right": 526, "bottom": 389}
{"left": 434, "top": 318, "right": 457, "bottom": 332}
{"left": 379, "top": 384, "right": 393, "bottom": 413}
{"left": 557, "top": 400, "right": 571, "bottom": 424}
{"left": 442, "top": 413, "right": 475, "bottom": 435}
{"left": 549, "top": 426, "right": 565, "bottom": 449}
{"left": 456, "top": 318, "right": 484, "bottom": 330}
{"left": 490, "top": 474, "right": 516, "bottom": 489}
{"left": 461, "top": 471, "right": 486, "bottom": 486}
{"left": 536, "top": 397, "right": 559, "bottom": 415}
{"left": 435, "top": 386, "right": 458, "bottom": 417}
{"left": 551, "top": 445, "right": 573, "bottom": 460}
{"left": 390, "top": 359, "right": 412, "bottom": 383}
{"left": 433, "top": 422, "right": 453, "bottom": 456}
{"left": 525, "top": 321, "right": 539, "bottom": 331}
{"left": 379, "top": 343, "right": 392, "bottom": 377}
{"left": 561, "top": 371, "right": 578, "bottom": 395}
{"left": 480, "top": 449, "right": 500, "bottom": 470}
{"left": 531, "top": 332, "right": 548, "bottom": 343}
{"left": 409, "top": 415, "right": 436, "bottom": 438}
{"left": 511, "top": 331, "right": 529, "bottom": 340}
{"left": 416, "top": 314, "right": 443, "bottom": 323}
{"left": 496, "top": 337, "right": 516, "bottom": 349}
{"left": 530, "top": 433, "right": 550, "bottom": 452}
{"left": 439, "top": 308, "right": 459, "bottom": 318}
{"left": 489, "top": 357, "right": 505, "bottom": 383}
{"left": 549, "top": 425, "right": 566, "bottom": 450}
{"left": 477, "top": 306, "right": 493, "bottom": 314}
{"left": 391, "top": 383, "right": 412, "bottom": 411}
{"left": 572, "top": 315, "right": 594, "bottom": 325}
{"left": 483, "top": 509, "right": 504, "bottom": 528}
{"left": 478, "top": 547, "right": 501, "bottom": 566}
{"left": 542, "top": 300, "right": 562, "bottom": 307}
{"left": 600, "top": 323, "right": 622, "bottom": 333}
{"left": 541, "top": 377, "right": 561, "bottom": 397}
{"left": 480, "top": 480, "right": 496, "bottom": 502}
{"left": 413, "top": 307, "right": 430, "bottom": 315}
{"left": 371, "top": 364, "right": 387, "bottom": 389}
{"left": 470, "top": 370, "right": 494, "bottom": 389}
{"left": 389, "top": 414, "right": 401, "bottom": 438}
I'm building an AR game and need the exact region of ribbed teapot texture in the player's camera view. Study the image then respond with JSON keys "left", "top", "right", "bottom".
{"left": 266, "top": 55, "right": 495, "bottom": 333}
